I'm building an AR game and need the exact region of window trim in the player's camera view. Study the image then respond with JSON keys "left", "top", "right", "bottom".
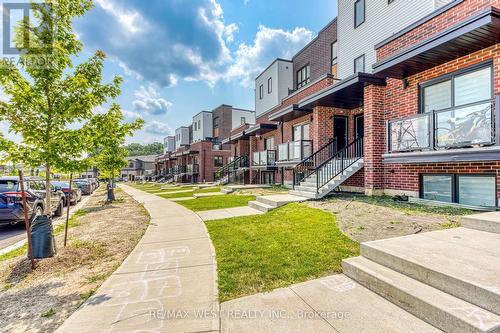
{"left": 292, "top": 122, "right": 311, "bottom": 141}
{"left": 259, "top": 84, "right": 264, "bottom": 100}
{"left": 268, "top": 77, "right": 272, "bottom": 94}
{"left": 418, "top": 60, "right": 494, "bottom": 114}
{"left": 354, "top": 54, "right": 365, "bottom": 73}
{"left": 419, "top": 173, "right": 498, "bottom": 207}
{"left": 354, "top": 0, "right": 365, "bottom": 28}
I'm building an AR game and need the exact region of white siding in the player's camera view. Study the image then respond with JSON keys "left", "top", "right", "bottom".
{"left": 175, "top": 127, "right": 190, "bottom": 150}
{"left": 232, "top": 109, "right": 256, "bottom": 130}
{"left": 192, "top": 112, "right": 213, "bottom": 142}
{"left": 337, "top": 0, "right": 452, "bottom": 79}
{"left": 255, "top": 59, "right": 293, "bottom": 116}
{"left": 163, "top": 136, "right": 175, "bottom": 153}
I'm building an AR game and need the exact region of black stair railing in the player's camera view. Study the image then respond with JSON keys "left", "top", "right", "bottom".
{"left": 215, "top": 155, "right": 248, "bottom": 181}
{"left": 293, "top": 138, "right": 337, "bottom": 188}
{"left": 315, "top": 136, "right": 364, "bottom": 193}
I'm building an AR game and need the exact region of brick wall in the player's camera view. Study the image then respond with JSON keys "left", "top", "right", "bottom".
{"left": 293, "top": 19, "right": 337, "bottom": 88}
{"left": 191, "top": 141, "right": 231, "bottom": 183}
{"left": 367, "top": 43, "right": 500, "bottom": 201}
{"left": 377, "top": 0, "right": 498, "bottom": 61}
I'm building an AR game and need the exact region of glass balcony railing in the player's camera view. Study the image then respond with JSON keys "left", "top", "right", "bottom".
{"left": 388, "top": 100, "right": 497, "bottom": 153}
{"left": 278, "top": 140, "right": 313, "bottom": 162}
{"left": 252, "top": 150, "right": 277, "bottom": 166}
{"left": 388, "top": 114, "right": 431, "bottom": 152}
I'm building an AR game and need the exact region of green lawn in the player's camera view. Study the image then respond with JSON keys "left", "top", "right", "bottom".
{"left": 158, "top": 186, "right": 221, "bottom": 199}
{"left": 205, "top": 203, "right": 359, "bottom": 302}
{"left": 178, "top": 195, "right": 256, "bottom": 212}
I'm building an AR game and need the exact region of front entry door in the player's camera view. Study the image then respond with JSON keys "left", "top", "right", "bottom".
{"left": 355, "top": 115, "right": 364, "bottom": 139}
{"left": 261, "top": 172, "right": 275, "bottom": 185}
{"left": 333, "top": 116, "right": 348, "bottom": 150}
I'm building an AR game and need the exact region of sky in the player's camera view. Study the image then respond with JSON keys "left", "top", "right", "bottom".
{"left": 3, "top": 0, "right": 338, "bottom": 144}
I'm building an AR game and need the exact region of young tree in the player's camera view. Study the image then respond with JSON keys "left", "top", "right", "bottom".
{"left": 0, "top": 0, "right": 121, "bottom": 214}
{"left": 90, "top": 105, "right": 144, "bottom": 201}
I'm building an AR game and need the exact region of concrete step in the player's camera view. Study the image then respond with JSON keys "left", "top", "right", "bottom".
{"left": 462, "top": 212, "right": 500, "bottom": 234}
{"left": 221, "top": 188, "right": 234, "bottom": 194}
{"left": 256, "top": 194, "right": 309, "bottom": 208}
{"left": 248, "top": 201, "right": 274, "bottom": 213}
{"left": 360, "top": 228, "right": 500, "bottom": 315}
{"left": 294, "top": 185, "right": 317, "bottom": 193}
{"left": 288, "top": 190, "right": 318, "bottom": 199}
{"left": 343, "top": 256, "right": 500, "bottom": 333}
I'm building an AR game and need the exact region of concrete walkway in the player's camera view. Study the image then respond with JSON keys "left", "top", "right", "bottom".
{"left": 56, "top": 185, "right": 219, "bottom": 333}
{"left": 198, "top": 206, "right": 264, "bottom": 221}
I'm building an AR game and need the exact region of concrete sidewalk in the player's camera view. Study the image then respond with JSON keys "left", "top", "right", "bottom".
{"left": 56, "top": 185, "right": 219, "bottom": 333}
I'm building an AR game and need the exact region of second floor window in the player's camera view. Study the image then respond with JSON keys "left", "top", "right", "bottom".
{"left": 214, "top": 156, "right": 224, "bottom": 167}
{"left": 213, "top": 117, "right": 220, "bottom": 137}
{"left": 297, "top": 65, "right": 310, "bottom": 89}
{"left": 293, "top": 123, "right": 310, "bottom": 141}
{"left": 421, "top": 64, "right": 492, "bottom": 113}
{"left": 268, "top": 77, "right": 272, "bottom": 93}
{"left": 259, "top": 84, "right": 264, "bottom": 99}
{"left": 241, "top": 117, "right": 246, "bottom": 125}
{"left": 354, "top": 54, "right": 365, "bottom": 73}
{"left": 194, "top": 122, "right": 197, "bottom": 131}
{"left": 264, "top": 137, "right": 275, "bottom": 150}
{"left": 355, "top": 0, "right": 365, "bottom": 28}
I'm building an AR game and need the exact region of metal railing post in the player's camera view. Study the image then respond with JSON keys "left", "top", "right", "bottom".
{"left": 495, "top": 96, "right": 500, "bottom": 145}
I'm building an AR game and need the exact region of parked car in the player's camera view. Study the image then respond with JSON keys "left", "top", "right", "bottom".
{"left": 88, "top": 178, "right": 99, "bottom": 191}
{"left": 73, "top": 179, "right": 92, "bottom": 195}
{"left": 0, "top": 177, "right": 65, "bottom": 226}
{"left": 52, "top": 181, "right": 82, "bottom": 206}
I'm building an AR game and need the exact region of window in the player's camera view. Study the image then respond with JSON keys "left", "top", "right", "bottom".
{"left": 388, "top": 0, "right": 395, "bottom": 4}
{"left": 194, "top": 122, "right": 197, "bottom": 131}
{"left": 354, "top": 55, "right": 365, "bottom": 73}
{"left": 268, "top": 77, "right": 272, "bottom": 94}
{"left": 421, "top": 63, "right": 492, "bottom": 113}
{"left": 354, "top": 0, "right": 365, "bottom": 28}
{"left": 198, "top": 120, "right": 201, "bottom": 130}
{"left": 214, "top": 156, "right": 224, "bottom": 167}
{"left": 293, "top": 123, "right": 310, "bottom": 141}
{"left": 264, "top": 137, "right": 275, "bottom": 150}
{"left": 331, "top": 42, "right": 338, "bottom": 78}
{"left": 259, "top": 84, "right": 264, "bottom": 100}
{"left": 296, "top": 65, "right": 310, "bottom": 89}
{"left": 421, "top": 174, "right": 497, "bottom": 207}
{"left": 241, "top": 117, "right": 246, "bottom": 125}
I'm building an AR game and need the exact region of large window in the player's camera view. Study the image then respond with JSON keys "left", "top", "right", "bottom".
{"left": 297, "top": 65, "right": 310, "bottom": 89}
{"left": 264, "top": 137, "right": 275, "bottom": 150}
{"left": 293, "top": 123, "right": 310, "bottom": 141}
{"left": 331, "top": 42, "right": 338, "bottom": 78}
{"left": 354, "top": 54, "right": 365, "bottom": 73}
{"left": 214, "top": 156, "right": 224, "bottom": 167}
{"left": 421, "top": 174, "right": 497, "bottom": 207}
{"left": 420, "top": 63, "right": 493, "bottom": 148}
{"left": 354, "top": 0, "right": 365, "bottom": 28}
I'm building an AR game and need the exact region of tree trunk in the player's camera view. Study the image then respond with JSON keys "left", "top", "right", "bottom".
{"left": 45, "top": 164, "right": 52, "bottom": 215}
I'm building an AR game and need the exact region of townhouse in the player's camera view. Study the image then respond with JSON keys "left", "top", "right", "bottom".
{"left": 221, "top": 0, "right": 499, "bottom": 209}
{"left": 155, "top": 105, "right": 255, "bottom": 184}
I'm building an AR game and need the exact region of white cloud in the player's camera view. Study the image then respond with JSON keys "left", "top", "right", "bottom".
{"left": 133, "top": 86, "right": 172, "bottom": 116}
{"left": 226, "top": 25, "right": 313, "bottom": 87}
{"left": 122, "top": 109, "right": 142, "bottom": 122}
{"left": 144, "top": 121, "right": 171, "bottom": 135}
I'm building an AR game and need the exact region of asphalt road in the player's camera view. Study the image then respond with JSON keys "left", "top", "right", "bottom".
{"left": 0, "top": 193, "right": 94, "bottom": 253}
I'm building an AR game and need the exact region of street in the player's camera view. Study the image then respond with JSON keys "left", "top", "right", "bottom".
{"left": 0, "top": 193, "right": 94, "bottom": 254}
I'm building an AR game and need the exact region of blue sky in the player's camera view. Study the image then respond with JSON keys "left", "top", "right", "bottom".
{"left": 72, "top": 0, "right": 337, "bottom": 143}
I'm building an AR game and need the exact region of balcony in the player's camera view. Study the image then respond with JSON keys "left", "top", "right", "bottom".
{"left": 252, "top": 150, "right": 277, "bottom": 167}
{"left": 277, "top": 140, "right": 313, "bottom": 163}
{"left": 187, "top": 164, "right": 199, "bottom": 175}
{"left": 173, "top": 165, "right": 187, "bottom": 175}
{"left": 385, "top": 98, "right": 500, "bottom": 163}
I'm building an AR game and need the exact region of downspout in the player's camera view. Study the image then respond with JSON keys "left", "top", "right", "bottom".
{"left": 280, "top": 121, "right": 284, "bottom": 186}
